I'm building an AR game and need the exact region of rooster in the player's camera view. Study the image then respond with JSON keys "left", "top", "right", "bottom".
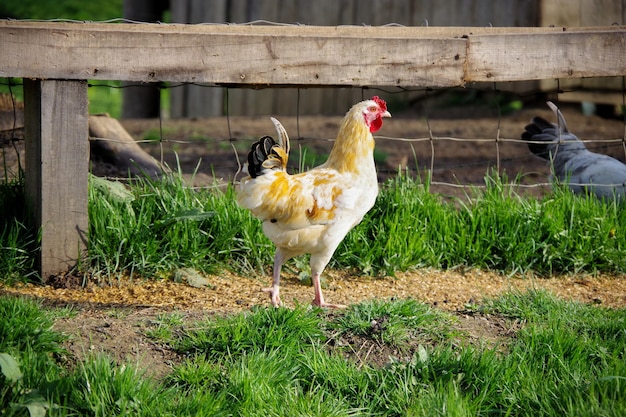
{"left": 237, "top": 97, "right": 391, "bottom": 308}
{"left": 522, "top": 101, "right": 626, "bottom": 200}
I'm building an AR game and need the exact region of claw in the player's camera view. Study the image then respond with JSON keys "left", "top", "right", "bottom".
{"left": 262, "top": 286, "right": 282, "bottom": 307}
{"left": 313, "top": 300, "right": 347, "bottom": 309}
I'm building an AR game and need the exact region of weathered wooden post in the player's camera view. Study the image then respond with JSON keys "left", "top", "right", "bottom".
{"left": 23, "top": 79, "right": 89, "bottom": 280}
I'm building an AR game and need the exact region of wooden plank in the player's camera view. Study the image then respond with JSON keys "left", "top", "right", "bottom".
{"left": 0, "top": 20, "right": 606, "bottom": 38}
{"left": 1, "top": 22, "right": 625, "bottom": 88}
{"left": 466, "top": 30, "right": 626, "bottom": 82}
{"left": 0, "top": 21, "right": 571, "bottom": 87}
{"left": 24, "top": 80, "right": 89, "bottom": 279}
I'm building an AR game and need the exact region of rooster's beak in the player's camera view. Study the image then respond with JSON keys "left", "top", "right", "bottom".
{"left": 382, "top": 111, "right": 391, "bottom": 118}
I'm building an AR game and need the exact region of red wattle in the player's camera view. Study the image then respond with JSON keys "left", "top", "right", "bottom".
{"left": 369, "top": 116, "right": 383, "bottom": 133}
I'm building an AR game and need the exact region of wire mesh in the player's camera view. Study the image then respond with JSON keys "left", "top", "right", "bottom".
{"left": 2, "top": 77, "right": 626, "bottom": 198}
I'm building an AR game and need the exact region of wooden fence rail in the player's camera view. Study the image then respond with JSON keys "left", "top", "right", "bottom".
{"left": 0, "top": 20, "right": 625, "bottom": 278}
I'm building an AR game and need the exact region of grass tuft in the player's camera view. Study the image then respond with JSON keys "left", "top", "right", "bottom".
{"left": 0, "top": 179, "right": 37, "bottom": 283}
{"left": 329, "top": 298, "right": 455, "bottom": 347}
{"left": 175, "top": 306, "right": 325, "bottom": 359}
{"left": 338, "top": 170, "right": 626, "bottom": 276}
{"left": 87, "top": 172, "right": 271, "bottom": 280}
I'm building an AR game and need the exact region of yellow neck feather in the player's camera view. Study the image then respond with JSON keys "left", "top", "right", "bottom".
{"left": 324, "top": 110, "right": 374, "bottom": 173}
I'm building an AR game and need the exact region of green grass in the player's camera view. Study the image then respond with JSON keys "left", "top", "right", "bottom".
{"left": 174, "top": 305, "right": 325, "bottom": 359}
{"left": 2, "top": 170, "right": 626, "bottom": 282}
{"left": 328, "top": 298, "right": 455, "bottom": 347}
{"left": 155, "top": 292, "right": 626, "bottom": 416}
{"left": 87, "top": 171, "right": 268, "bottom": 281}
{"left": 0, "top": 296, "right": 67, "bottom": 415}
{"left": 1, "top": 292, "right": 624, "bottom": 416}
{"left": 83, "top": 169, "right": 626, "bottom": 279}
{"left": 0, "top": 0, "right": 122, "bottom": 21}
{"left": 337, "top": 170, "right": 626, "bottom": 276}
{"left": 0, "top": 179, "right": 37, "bottom": 283}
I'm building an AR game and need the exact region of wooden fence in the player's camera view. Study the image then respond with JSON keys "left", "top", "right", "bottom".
{"left": 164, "top": 0, "right": 626, "bottom": 116}
{"left": 167, "top": 0, "right": 540, "bottom": 117}
{"left": 0, "top": 20, "right": 625, "bottom": 278}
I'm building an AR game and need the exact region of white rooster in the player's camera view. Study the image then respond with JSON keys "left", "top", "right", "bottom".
{"left": 237, "top": 97, "right": 391, "bottom": 308}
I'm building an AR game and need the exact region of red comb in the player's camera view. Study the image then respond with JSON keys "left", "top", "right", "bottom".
{"left": 371, "top": 96, "right": 387, "bottom": 112}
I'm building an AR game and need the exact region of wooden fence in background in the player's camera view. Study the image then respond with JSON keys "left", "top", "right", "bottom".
{"left": 1, "top": 20, "right": 625, "bottom": 278}
{"left": 168, "top": 0, "right": 540, "bottom": 117}
{"left": 161, "top": 0, "right": 626, "bottom": 117}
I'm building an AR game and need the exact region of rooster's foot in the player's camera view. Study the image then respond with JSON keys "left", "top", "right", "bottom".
{"left": 262, "top": 286, "right": 282, "bottom": 307}
{"left": 312, "top": 300, "right": 347, "bottom": 309}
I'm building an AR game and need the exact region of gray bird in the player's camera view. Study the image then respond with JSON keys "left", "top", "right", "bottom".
{"left": 522, "top": 101, "right": 626, "bottom": 200}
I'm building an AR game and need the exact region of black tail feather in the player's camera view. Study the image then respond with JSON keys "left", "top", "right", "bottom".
{"left": 247, "top": 135, "right": 277, "bottom": 178}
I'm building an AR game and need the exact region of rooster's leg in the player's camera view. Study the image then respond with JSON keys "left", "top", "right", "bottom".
{"left": 262, "top": 249, "right": 286, "bottom": 307}
{"left": 311, "top": 272, "right": 346, "bottom": 309}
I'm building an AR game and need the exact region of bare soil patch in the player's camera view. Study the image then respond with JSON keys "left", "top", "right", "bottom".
{"left": 3, "top": 269, "right": 625, "bottom": 378}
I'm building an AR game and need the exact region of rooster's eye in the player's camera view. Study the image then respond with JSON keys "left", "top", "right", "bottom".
{"left": 368, "top": 106, "right": 377, "bottom": 112}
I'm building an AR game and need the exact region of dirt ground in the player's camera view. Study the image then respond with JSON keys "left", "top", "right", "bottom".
{"left": 2, "top": 98, "right": 626, "bottom": 378}
{"left": 2, "top": 269, "right": 626, "bottom": 378}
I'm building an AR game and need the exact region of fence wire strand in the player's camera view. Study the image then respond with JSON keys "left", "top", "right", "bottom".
{"left": 3, "top": 77, "right": 626, "bottom": 194}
